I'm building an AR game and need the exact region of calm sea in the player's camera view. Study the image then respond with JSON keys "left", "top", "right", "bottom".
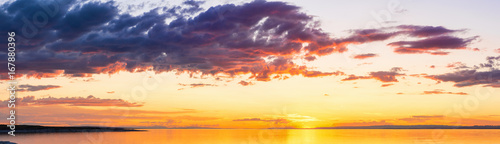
{"left": 1, "top": 129, "right": 500, "bottom": 144}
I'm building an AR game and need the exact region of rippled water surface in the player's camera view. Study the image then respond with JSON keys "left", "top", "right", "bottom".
{"left": 2, "top": 129, "right": 500, "bottom": 144}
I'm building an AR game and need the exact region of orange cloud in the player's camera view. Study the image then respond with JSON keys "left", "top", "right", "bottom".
{"left": 353, "top": 53, "right": 378, "bottom": 59}
{"left": 381, "top": 84, "right": 394, "bottom": 87}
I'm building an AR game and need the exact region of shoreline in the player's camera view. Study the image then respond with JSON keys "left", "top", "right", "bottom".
{"left": 0, "top": 125, "right": 143, "bottom": 134}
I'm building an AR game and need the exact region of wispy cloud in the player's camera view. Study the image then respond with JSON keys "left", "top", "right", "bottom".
{"left": 18, "top": 84, "right": 61, "bottom": 92}
{"left": 178, "top": 83, "right": 217, "bottom": 89}
{"left": 421, "top": 89, "right": 468, "bottom": 95}
{"left": 333, "top": 120, "right": 392, "bottom": 127}
{"left": 238, "top": 80, "right": 254, "bottom": 86}
{"left": 11, "top": 105, "right": 199, "bottom": 126}
{"left": 381, "top": 83, "right": 394, "bottom": 87}
{"left": 389, "top": 36, "right": 478, "bottom": 55}
{"left": 353, "top": 53, "right": 378, "bottom": 59}
{"left": 232, "top": 118, "right": 291, "bottom": 125}
{"left": 233, "top": 114, "right": 317, "bottom": 125}
{"left": 342, "top": 67, "right": 404, "bottom": 83}
{"left": 333, "top": 115, "right": 500, "bottom": 127}
{"left": 398, "top": 115, "right": 444, "bottom": 123}
{"left": 1, "top": 95, "right": 144, "bottom": 107}
{"left": 342, "top": 25, "right": 475, "bottom": 55}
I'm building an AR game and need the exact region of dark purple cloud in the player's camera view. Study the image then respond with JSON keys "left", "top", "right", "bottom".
{"left": 338, "top": 25, "right": 470, "bottom": 47}
{"left": 389, "top": 36, "right": 478, "bottom": 55}
{"left": 0, "top": 0, "right": 347, "bottom": 81}
{"left": 339, "top": 29, "right": 403, "bottom": 44}
{"left": 426, "top": 56, "right": 500, "bottom": 87}
{"left": 426, "top": 69, "right": 500, "bottom": 87}
{"left": 397, "top": 25, "right": 463, "bottom": 37}
{"left": 0, "top": 0, "right": 477, "bottom": 82}
{"left": 340, "top": 25, "right": 476, "bottom": 55}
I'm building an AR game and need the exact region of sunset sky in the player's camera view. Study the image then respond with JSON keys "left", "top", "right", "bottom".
{"left": 1, "top": 0, "right": 500, "bottom": 129}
